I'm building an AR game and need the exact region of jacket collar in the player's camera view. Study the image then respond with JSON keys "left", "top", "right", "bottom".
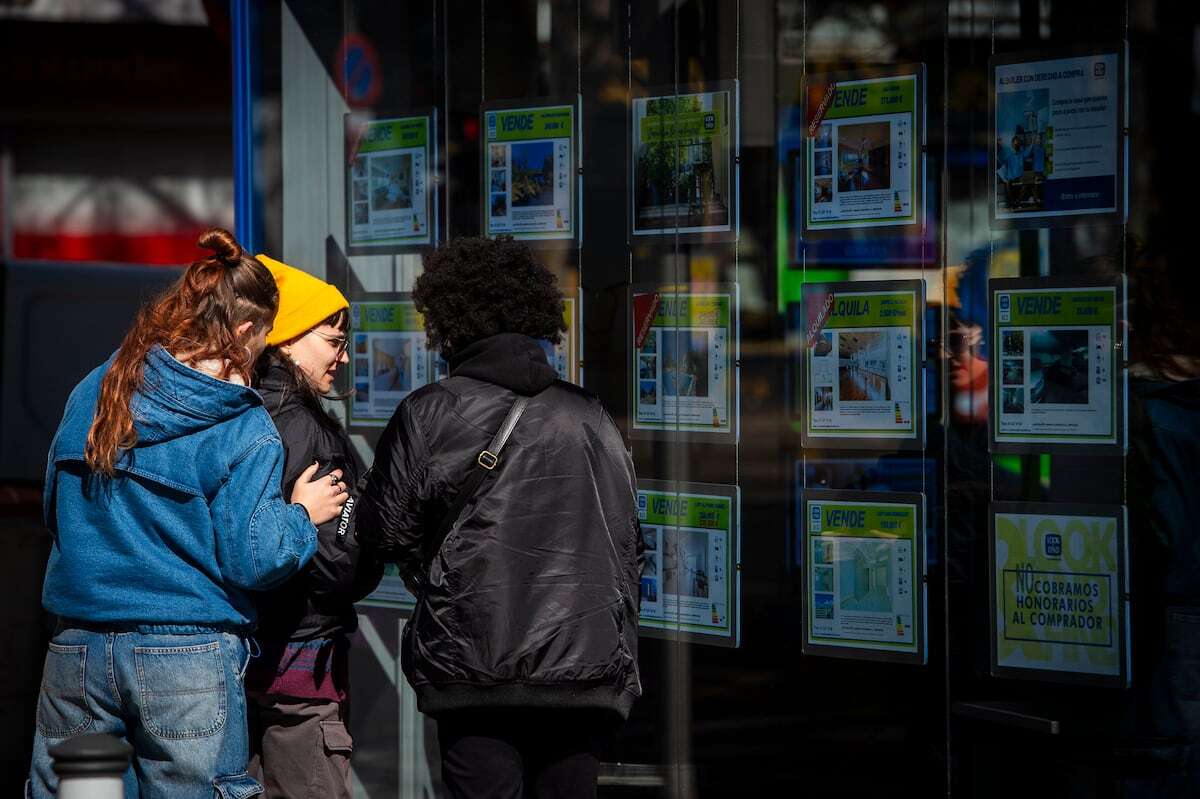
{"left": 255, "top": 357, "right": 307, "bottom": 415}
{"left": 448, "top": 333, "right": 557, "bottom": 395}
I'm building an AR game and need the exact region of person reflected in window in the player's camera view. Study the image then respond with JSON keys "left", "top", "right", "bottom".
{"left": 1122, "top": 244, "right": 1200, "bottom": 795}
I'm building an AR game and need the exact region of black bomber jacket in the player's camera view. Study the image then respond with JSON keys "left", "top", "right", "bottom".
{"left": 356, "top": 333, "right": 643, "bottom": 720}
{"left": 252, "top": 359, "right": 384, "bottom": 643}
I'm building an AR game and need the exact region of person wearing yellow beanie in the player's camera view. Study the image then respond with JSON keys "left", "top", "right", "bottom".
{"left": 247, "top": 254, "right": 382, "bottom": 798}
{"left": 254, "top": 254, "right": 350, "bottom": 393}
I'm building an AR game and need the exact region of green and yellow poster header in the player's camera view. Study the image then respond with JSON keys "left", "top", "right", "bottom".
{"left": 360, "top": 117, "right": 428, "bottom": 153}
{"left": 487, "top": 106, "right": 574, "bottom": 142}
{"left": 808, "top": 500, "right": 917, "bottom": 540}
{"left": 641, "top": 491, "right": 731, "bottom": 530}
{"left": 822, "top": 291, "right": 915, "bottom": 329}
{"left": 354, "top": 302, "right": 424, "bottom": 333}
{"left": 651, "top": 294, "right": 731, "bottom": 329}
{"left": 822, "top": 75, "right": 916, "bottom": 121}
{"left": 997, "top": 287, "right": 1116, "bottom": 327}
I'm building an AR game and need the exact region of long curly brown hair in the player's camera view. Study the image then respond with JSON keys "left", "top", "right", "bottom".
{"left": 84, "top": 228, "right": 279, "bottom": 475}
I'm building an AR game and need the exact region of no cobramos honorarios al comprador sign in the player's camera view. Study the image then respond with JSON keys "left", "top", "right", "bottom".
{"left": 990, "top": 502, "right": 1130, "bottom": 687}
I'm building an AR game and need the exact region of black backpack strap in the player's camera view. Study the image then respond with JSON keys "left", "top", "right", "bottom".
{"left": 428, "top": 394, "right": 531, "bottom": 561}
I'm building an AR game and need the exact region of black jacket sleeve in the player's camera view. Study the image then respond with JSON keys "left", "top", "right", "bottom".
{"left": 355, "top": 397, "right": 438, "bottom": 588}
{"left": 274, "top": 407, "right": 382, "bottom": 603}
{"left": 345, "top": 429, "right": 388, "bottom": 602}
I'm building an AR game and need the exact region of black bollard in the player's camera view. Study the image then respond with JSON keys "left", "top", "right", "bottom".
{"left": 48, "top": 733, "right": 130, "bottom": 799}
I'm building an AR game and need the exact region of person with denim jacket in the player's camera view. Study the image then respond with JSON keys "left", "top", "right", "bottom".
{"left": 27, "top": 229, "right": 349, "bottom": 798}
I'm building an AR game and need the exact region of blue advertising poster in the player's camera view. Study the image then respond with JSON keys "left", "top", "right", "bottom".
{"left": 991, "top": 48, "right": 1126, "bottom": 227}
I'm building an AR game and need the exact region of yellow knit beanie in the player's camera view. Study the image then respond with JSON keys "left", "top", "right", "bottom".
{"left": 256, "top": 254, "right": 349, "bottom": 346}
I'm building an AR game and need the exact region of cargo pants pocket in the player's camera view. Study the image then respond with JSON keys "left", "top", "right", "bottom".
{"left": 317, "top": 720, "right": 354, "bottom": 798}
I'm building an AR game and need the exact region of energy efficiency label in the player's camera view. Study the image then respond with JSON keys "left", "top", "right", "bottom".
{"left": 632, "top": 287, "right": 737, "bottom": 440}
{"left": 990, "top": 277, "right": 1124, "bottom": 452}
{"left": 637, "top": 480, "right": 740, "bottom": 647}
{"left": 348, "top": 296, "right": 434, "bottom": 428}
{"left": 345, "top": 114, "right": 433, "bottom": 251}
{"left": 991, "top": 49, "right": 1125, "bottom": 226}
{"left": 631, "top": 84, "right": 738, "bottom": 238}
{"left": 990, "top": 502, "right": 1129, "bottom": 686}
{"left": 804, "top": 71, "right": 921, "bottom": 231}
{"left": 800, "top": 280, "right": 924, "bottom": 448}
{"left": 802, "top": 489, "right": 926, "bottom": 663}
{"left": 483, "top": 100, "right": 578, "bottom": 241}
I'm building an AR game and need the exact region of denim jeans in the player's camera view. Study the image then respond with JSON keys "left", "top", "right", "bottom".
{"left": 27, "top": 627, "right": 263, "bottom": 798}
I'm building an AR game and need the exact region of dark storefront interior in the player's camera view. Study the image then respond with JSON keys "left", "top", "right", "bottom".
{"left": 233, "top": 2, "right": 1200, "bottom": 794}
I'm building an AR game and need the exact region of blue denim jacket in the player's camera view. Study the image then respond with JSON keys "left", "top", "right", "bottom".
{"left": 42, "top": 345, "right": 317, "bottom": 633}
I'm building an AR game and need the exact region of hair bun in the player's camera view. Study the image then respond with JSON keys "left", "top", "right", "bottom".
{"left": 197, "top": 227, "right": 243, "bottom": 264}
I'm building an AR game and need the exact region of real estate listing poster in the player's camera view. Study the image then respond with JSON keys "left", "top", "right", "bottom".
{"left": 799, "top": 280, "right": 924, "bottom": 449}
{"left": 793, "top": 457, "right": 939, "bottom": 574}
{"left": 637, "top": 480, "right": 741, "bottom": 647}
{"left": 631, "top": 286, "right": 738, "bottom": 442}
{"left": 482, "top": 98, "right": 579, "bottom": 242}
{"left": 345, "top": 113, "right": 435, "bottom": 252}
{"left": 358, "top": 565, "right": 417, "bottom": 613}
{"left": 990, "top": 502, "right": 1129, "bottom": 686}
{"left": 801, "top": 489, "right": 926, "bottom": 663}
{"left": 803, "top": 69, "right": 923, "bottom": 232}
{"left": 989, "top": 277, "right": 1124, "bottom": 453}
{"left": 348, "top": 295, "right": 433, "bottom": 428}
{"left": 631, "top": 82, "right": 739, "bottom": 240}
{"left": 990, "top": 47, "right": 1126, "bottom": 227}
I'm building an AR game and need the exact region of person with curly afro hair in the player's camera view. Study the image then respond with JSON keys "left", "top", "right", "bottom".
{"left": 412, "top": 235, "right": 567, "bottom": 358}
{"left": 358, "top": 235, "right": 643, "bottom": 798}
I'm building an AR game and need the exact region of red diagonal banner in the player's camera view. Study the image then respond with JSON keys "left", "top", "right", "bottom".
{"left": 807, "top": 81, "right": 837, "bottom": 138}
{"left": 806, "top": 290, "right": 835, "bottom": 349}
{"left": 633, "top": 292, "right": 661, "bottom": 350}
